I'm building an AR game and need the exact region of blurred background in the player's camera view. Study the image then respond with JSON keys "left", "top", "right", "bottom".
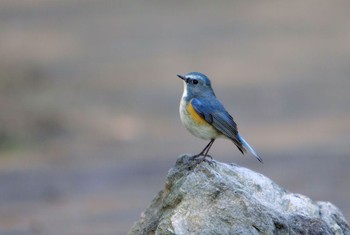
{"left": 0, "top": 1, "right": 349, "bottom": 234}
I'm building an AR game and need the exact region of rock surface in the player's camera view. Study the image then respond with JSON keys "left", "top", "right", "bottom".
{"left": 129, "top": 155, "right": 350, "bottom": 235}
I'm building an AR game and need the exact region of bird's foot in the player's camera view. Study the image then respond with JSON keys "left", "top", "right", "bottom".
{"left": 188, "top": 154, "right": 216, "bottom": 168}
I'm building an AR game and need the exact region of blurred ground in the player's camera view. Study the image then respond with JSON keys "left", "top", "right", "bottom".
{"left": 0, "top": 1, "right": 349, "bottom": 234}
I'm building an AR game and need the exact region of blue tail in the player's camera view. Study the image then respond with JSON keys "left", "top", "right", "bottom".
{"left": 238, "top": 134, "right": 263, "bottom": 163}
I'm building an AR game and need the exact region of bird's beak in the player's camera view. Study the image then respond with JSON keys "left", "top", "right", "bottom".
{"left": 177, "top": 74, "right": 186, "bottom": 81}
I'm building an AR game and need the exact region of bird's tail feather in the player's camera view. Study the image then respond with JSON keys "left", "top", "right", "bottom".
{"left": 238, "top": 134, "right": 263, "bottom": 163}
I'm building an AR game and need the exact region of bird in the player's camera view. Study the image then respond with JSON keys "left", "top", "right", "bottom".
{"left": 178, "top": 72, "right": 262, "bottom": 163}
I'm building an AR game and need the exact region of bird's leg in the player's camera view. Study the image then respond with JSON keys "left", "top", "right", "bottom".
{"left": 203, "top": 139, "right": 215, "bottom": 156}
{"left": 192, "top": 139, "right": 214, "bottom": 158}
{"left": 191, "top": 139, "right": 216, "bottom": 165}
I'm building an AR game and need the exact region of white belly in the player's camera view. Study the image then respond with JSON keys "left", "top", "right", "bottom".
{"left": 179, "top": 98, "right": 219, "bottom": 140}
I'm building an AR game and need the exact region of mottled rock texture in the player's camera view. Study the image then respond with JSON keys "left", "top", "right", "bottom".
{"left": 129, "top": 155, "right": 350, "bottom": 235}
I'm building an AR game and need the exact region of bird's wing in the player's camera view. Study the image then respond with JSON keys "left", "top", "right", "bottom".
{"left": 190, "top": 98, "right": 245, "bottom": 153}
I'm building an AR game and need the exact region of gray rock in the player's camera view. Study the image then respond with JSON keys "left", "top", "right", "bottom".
{"left": 129, "top": 154, "right": 350, "bottom": 235}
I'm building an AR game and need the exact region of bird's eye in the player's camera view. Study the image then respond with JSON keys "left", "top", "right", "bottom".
{"left": 192, "top": 79, "right": 198, "bottom": 85}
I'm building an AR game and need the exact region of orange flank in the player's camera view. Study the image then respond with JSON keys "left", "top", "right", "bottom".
{"left": 186, "top": 102, "right": 209, "bottom": 126}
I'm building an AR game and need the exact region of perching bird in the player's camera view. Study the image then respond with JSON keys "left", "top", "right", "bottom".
{"left": 178, "top": 72, "right": 262, "bottom": 163}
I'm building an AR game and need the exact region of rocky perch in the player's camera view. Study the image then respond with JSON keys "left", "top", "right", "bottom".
{"left": 129, "top": 154, "right": 350, "bottom": 235}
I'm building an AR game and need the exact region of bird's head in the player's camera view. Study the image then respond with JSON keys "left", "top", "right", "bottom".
{"left": 177, "top": 72, "right": 214, "bottom": 98}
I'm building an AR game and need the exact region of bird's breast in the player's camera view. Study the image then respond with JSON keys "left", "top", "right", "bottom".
{"left": 179, "top": 98, "right": 219, "bottom": 140}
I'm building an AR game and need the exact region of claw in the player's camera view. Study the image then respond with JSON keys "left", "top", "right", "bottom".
{"left": 189, "top": 154, "right": 216, "bottom": 168}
